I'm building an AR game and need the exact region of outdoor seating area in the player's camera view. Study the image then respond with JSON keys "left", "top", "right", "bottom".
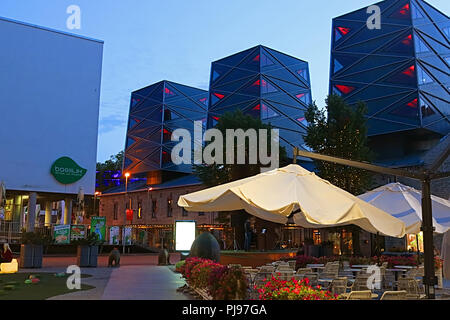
{"left": 238, "top": 259, "right": 433, "bottom": 300}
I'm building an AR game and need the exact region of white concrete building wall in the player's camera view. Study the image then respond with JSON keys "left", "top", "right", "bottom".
{"left": 0, "top": 17, "right": 103, "bottom": 195}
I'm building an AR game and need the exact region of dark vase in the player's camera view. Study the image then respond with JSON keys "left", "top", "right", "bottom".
{"left": 189, "top": 232, "right": 221, "bottom": 262}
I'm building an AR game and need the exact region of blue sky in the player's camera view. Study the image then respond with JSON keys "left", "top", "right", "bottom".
{"left": 1, "top": 0, "right": 449, "bottom": 162}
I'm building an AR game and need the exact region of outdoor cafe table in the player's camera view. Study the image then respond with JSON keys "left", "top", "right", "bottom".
{"left": 387, "top": 268, "right": 409, "bottom": 282}
{"left": 394, "top": 265, "right": 414, "bottom": 269}
{"left": 351, "top": 265, "right": 371, "bottom": 268}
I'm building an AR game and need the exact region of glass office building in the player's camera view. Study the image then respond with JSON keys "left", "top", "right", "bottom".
{"left": 208, "top": 45, "right": 313, "bottom": 158}
{"left": 330, "top": 0, "right": 449, "bottom": 162}
{"left": 123, "top": 80, "right": 208, "bottom": 175}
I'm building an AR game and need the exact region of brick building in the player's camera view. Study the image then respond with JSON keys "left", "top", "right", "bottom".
{"left": 98, "top": 175, "right": 224, "bottom": 250}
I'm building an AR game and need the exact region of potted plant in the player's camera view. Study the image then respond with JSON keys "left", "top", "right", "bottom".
{"left": 19, "top": 232, "right": 50, "bottom": 268}
{"left": 73, "top": 233, "right": 101, "bottom": 267}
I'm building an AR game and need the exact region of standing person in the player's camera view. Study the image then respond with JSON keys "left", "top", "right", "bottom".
{"left": 0, "top": 243, "right": 13, "bottom": 263}
{"left": 244, "top": 218, "right": 252, "bottom": 251}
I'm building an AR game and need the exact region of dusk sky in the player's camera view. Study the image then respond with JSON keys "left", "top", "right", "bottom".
{"left": 1, "top": 0, "right": 448, "bottom": 162}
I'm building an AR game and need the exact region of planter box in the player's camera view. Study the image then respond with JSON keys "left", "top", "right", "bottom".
{"left": 19, "top": 244, "right": 43, "bottom": 269}
{"left": 77, "top": 245, "right": 98, "bottom": 267}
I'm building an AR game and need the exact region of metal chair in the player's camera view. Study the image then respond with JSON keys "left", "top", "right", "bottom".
{"left": 397, "top": 277, "right": 426, "bottom": 300}
{"left": 345, "top": 290, "right": 375, "bottom": 300}
{"left": 380, "top": 290, "right": 408, "bottom": 300}
{"left": 329, "top": 277, "right": 348, "bottom": 296}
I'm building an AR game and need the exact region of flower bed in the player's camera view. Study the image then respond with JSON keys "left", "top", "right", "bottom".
{"left": 179, "top": 257, "right": 248, "bottom": 300}
{"left": 254, "top": 274, "right": 338, "bottom": 300}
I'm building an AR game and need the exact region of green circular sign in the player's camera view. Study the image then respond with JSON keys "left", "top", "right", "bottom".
{"left": 50, "top": 157, "right": 87, "bottom": 185}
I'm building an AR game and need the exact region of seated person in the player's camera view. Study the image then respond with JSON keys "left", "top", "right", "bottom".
{"left": 0, "top": 243, "right": 13, "bottom": 263}
{"left": 108, "top": 247, "right": 120, "bottom": 267}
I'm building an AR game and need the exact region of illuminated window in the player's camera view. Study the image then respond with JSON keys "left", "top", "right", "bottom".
{"left": 390, "top": 99, "right": 419, "bottom": 118}
{"left": 211, "top": 92, "right": 225, "bottom": 105}
{"left": 161, "top": 128, "right": 172, "bottom": 142}
{"left": 335, "top": 84, "right": 355, "bottom": 95}
{"left": 335, "top": 27, "right": 351, "bottom": 42}
{"left": 260, "top": 79, "right": 278, "bottom": 94}
{"left": 164, "top": 87, "right": 176, "bottom": 97}
{"left": 402, "top": 65, "right": 416, "bottom": 77}
{"left": 390, "top": 3, "right": 410, "bottom": 19}
{"left": 261, "top": 104, "right": 278, "bottom": 119}
{"left": 313, "top": 230, "right": 321, "bottom": 245}
{"left": 417, "top": 65, "right": 434, "bottom": 84}
{"left": 137, "top": 202, "right": 142, "bottom": 219}
{"left": 296, "top": 92, "right": 310, "bottom": 104}
{"left": 385, "top": 65, "right": 417, "bottom": 85}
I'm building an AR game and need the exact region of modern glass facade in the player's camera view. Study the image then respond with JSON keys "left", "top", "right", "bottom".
{"left": 208, "top": 45, "right": 313, "bottom": 158}
{"left": 124, "top": 80, "right": 208, "bottom": 174}
{"left": 330, "top": 0, "right": 449, "bottom": 158}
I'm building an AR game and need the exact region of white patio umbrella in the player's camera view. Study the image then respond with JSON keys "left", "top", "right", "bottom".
{"left": 178, "top": 164, "right": 406, "bottom": 238}
{"left": 358, "top": 182, "right": 450, "bottom": 235}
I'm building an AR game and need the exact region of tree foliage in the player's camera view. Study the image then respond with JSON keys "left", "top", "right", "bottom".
{"left": 96, "top": 151, "right": 124, "bottom": 171}
{"left": 304, "top": 94, "right": 374, "bottom": 195}
{"left": 194, "top": 109, "right": 287, "bottom": 187}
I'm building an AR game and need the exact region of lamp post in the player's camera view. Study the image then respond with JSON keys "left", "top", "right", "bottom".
{"left": 93, "top": 191, "right": 101, "bottom": 217}
{"left": 124, "top": 172, "right": 130, "bottom": 254}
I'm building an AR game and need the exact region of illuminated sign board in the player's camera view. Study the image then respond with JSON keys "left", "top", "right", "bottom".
{"left": 175, "top": 221, "right": 196, "bottom": 252}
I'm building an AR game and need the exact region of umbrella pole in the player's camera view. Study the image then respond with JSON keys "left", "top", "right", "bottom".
{"left": 421, "top": 178, "right": 437, "bottom": 299}
{"left": 416, "top": 234, "right": 421, "bottom": 265}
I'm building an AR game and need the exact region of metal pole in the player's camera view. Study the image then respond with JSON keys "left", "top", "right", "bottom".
{"left": 421, "top": 178, "right": 437, "bottom": 299}
{"left": 123, "top": 176, "right": 128, "bottom": 254}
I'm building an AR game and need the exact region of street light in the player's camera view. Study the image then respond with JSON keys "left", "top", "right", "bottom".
{"left": 124, "top": 172, "right": 131, "bottom": 254}
{"left": 93, "top": 191, "right": 101, "bottom": 217}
